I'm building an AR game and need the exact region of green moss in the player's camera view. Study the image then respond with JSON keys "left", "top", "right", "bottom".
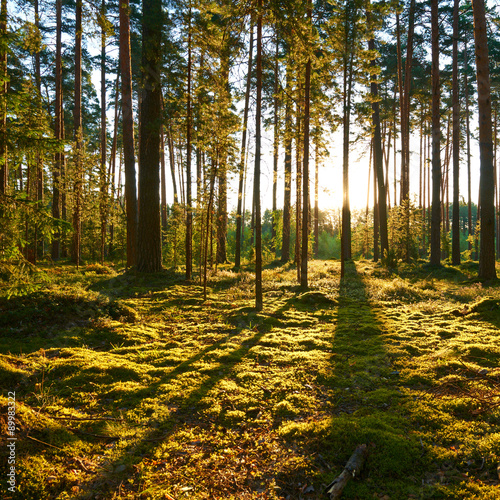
{"left": 1, "top": 260, "right": 500, "bottom": 499}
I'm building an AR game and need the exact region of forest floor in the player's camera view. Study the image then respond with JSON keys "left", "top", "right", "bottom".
{"left": 1, "top": 259, "right": 500, "bottom": 499}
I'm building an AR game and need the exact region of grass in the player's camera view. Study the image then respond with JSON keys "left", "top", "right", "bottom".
{"left": 1, "top": 259, "right": 500, "bottom": 499}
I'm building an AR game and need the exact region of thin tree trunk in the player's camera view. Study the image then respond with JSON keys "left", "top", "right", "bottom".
{"left": 51, "top": 0, "right": 62, "bottom": 259}
{"left": 473, "top": 0, "right": 497, "bottom": 280}
{"left": 295, "top": 86, "right": 302, "bottom": 280}
{"left": 400, "top": 0, "right": 416, "bottom": 205}
{"left": 341, "top": 7, "right": 355, "bottom": 277}
{"left": 0, "top": 0, "right": 6, "bottom": 197}
{"left": 235, "top": 25, "right": 253, "bottom": 269}
{"left": 430, "top": 0, "right": 441, "bottom": 266}
{"left": 99, "top": 0, "right": 107, "bottom": 264}
{"left": 301, "top": 0, "right": 312, "bottom": 288}
{"left": 272, "top": 33, "right": 279, "bottom": 255}
{"left": 373, "top": 146, "right": 379, "bottom": 262}
{"left": 254, "top": 0, "right": 263, "bottom": 310}
{"left": 281, "top": 65, "right": 292, "bottom": 263}
{"left": 368, "top": 12, "right": 389, "bottom": 261}
{"left": 161, "top": 122, "right": 167, "bottom": 231}
{"left": 120, "top": 0, "right": 138, "bottom": 267}
{"left": 108, "top": 69, "right": 120, "bottom": 258}
{"left": 72, "top": 0, "right": 83, "bottom": 268}
{"left": 185, "top": 5, "right": 193, "bottom": 279}
{"left": 314, "top": 134, "right": 319, "bottom": 258}
{"left": 203, "top": 165, "right": 217, "bottom": 300}
{"left": 33, "top": 0, "right": 43, "bottom": 262}
{"left": 166, "top": 122, "right": 178, "bottom": 203}
{"left": 464, "top": 39, "right": 472, "bottom": 253}
{"left": 451, "top": 0, "right": 460, "bottom": 266}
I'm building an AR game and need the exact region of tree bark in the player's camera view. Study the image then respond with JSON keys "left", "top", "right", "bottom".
{"left": 72, "top": 0, "right": 83, "bottom": 268}
{"left": 99, "top": 0, "right": 107, "bottom": 264}
{"left": 51, "top": 0, "right": 62, "bottom": 259}
{"left": 120, "top": 0, "right": 138, "bottom": 267}
{"left": 341, "top": 3, "right": 355, "bottom": 277}
{"left": 185, "top": 5, "right": 193, "bottom": 279}
{"left": 137, "top": 0, "right": 163, "bottom": 272}
{"left": 281, "top": 65, "right": 292, "bottom": 263}
{"left": 0, "top": 0, "right": 7, "bottom": 197}
{"left": 464, "top": 39, "right": 472, "bottom": 253}
{"left": 272, "top": 33, "right": 279, "bottom": 256}
{"left": 452, "top": 0, "right": 461, "bottom": 265}
{"left": 314, "top": 135, "right": 319, "bottom": 258}
{"left": 301, "top": 0, "right": 312, "bottom": 288}
{"left": 400, "top": 0, "right": 415, "bottom": 205}
{"left": 473, "top": 0, "right": 497, "bottom": 280}
{"left": 367, "top": 10, "right": 389, "bottom": 261}
{"left": 430, "top": 0, "right": 441, "bottom": 266}
{"left": 235, "top": 25, "right": 253, "bottom": 269}
{"left": 254, "top": 0, "right": 263, "bottom": 310}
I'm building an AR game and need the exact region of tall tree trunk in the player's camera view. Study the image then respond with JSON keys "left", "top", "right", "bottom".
{"left": 473, "top": 0, "right": 497, "bottom": 280}
{"left": 203, "top": 164, "right": 217, "bottom": 300}
{"left": 216, "top": 46, "right": 231, "bottom": 265}
{"left": 33, "top": 0, "right": 43, "bottom": 262}
{"left": 281, "top": 65, "right": 292, "bottom": 263}
{"left": 166, "top": 121, "right": 178, "bottom": 203}
{"left": 452, "top": 0, "right": 460, "bottom": 265}
{"left": 301, "top": 0, "right": 312, "bottom": 288}
{"left": 99, "top": 0, "right": 107, "bottom": 264}
{"left": 235, "top": 25, "right": 253, "bottom": 269}
{"left": 400, "top": 0, "right": 416, "bottom": 205}
{"left": 430, "top": 0, "right": 441, "bottom": 266}
{"left": 367, "top": 9, "right": 389, "bottom": 261}
{"left": 254, "top": 0, "right": 263, "bottom": 310}
{"left": 496, "top": 106, "right": 500, "bottom": 259}
{"left": 137, "top": 0, "right": 162, "bottom": 272}
{"left": 272, "top": 34, "right": 279, "bottom": 255}
{"left": 295, "top": 86, "right": 302, "bottom": 281}
{"left": 373, "top": 148, "right": 379, "bottom": 262}
{"left": 51, "top": 0, "right": 62, "bottom": 259}
{"left": 464, "top": 39, "right": 472, "bottom": 253}
{"left": 120, "top": 0, "right": 138, "bottom": 267}
{"left": 72, "top": 0, "right": 83, "bottom": 267}
{"left": 0, "top": 0, "right": 7, "bottom": 196}
{"left": 160, "top": 122, "right": 167, "bottom": 231}
{"left": 108, "top": 70, "right": 120, "bottom": 258}
{"left": 314, "top": 134, "right": 319, "bottom": 258}
{"left": 216, "top": 168, "right": 227, "bottom": 264}
{"left": 185, "top": 5, "right": 193, "bottom": 279}
{"left": 341, "top": 5, "right": 355, "bottom": 277}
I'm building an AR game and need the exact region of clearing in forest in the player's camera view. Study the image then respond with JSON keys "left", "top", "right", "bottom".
{"left": 1, "top": 259, "right": 500, "bottom": 499}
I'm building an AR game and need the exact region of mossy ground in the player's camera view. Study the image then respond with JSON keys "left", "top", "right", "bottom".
{"left": 1, "top": 260, "right": 500, "bottom": 499}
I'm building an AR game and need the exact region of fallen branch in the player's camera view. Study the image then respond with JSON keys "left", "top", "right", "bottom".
{"left": 26, "top": 435, "right": 63, "bottom": 450}
{"left": 48, "top": 415, "right": 123, "bottom": 422}
{"left": 325, "top": 444, "right": 369, "bottom": 499}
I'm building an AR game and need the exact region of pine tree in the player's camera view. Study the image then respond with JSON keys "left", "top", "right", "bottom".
{"left": 473, "top": 0, "right": 496, "bottom": 280}
{"left": 120, "top": 0, "right": 138, "bottom": 267}
{"left": 137, "top": 0, "right": 163, "bottom": 272}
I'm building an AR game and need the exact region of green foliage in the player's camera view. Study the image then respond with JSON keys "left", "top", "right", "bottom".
{"left": 388, "top": 201, "right": 424, "bottom": 262}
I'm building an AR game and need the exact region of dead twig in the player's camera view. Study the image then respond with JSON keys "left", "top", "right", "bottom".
{"left": 325, "top": 444, "right": 369, "bottom": 499}
{"left": 26, "top": 434, "right": 63, "bottom": 450}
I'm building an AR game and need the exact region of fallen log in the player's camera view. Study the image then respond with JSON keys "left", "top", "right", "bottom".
{"left": 325, "top": 444, "right": 369, "bottom": 499}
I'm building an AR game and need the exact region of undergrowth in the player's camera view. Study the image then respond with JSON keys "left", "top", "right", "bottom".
{"left": 1, "top": 260, "right": 500, "bottom": 499}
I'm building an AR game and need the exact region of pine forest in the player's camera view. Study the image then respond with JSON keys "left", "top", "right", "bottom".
{"left": 2, "top": 0, "right": 500, "bottom": 498}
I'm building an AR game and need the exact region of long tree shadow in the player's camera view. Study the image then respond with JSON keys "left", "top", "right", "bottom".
{"left": 64, "top": 300, "right": 271, "bottom": 498}
{"left": 316, "top": 261, "right": 423, "bottom": 496}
